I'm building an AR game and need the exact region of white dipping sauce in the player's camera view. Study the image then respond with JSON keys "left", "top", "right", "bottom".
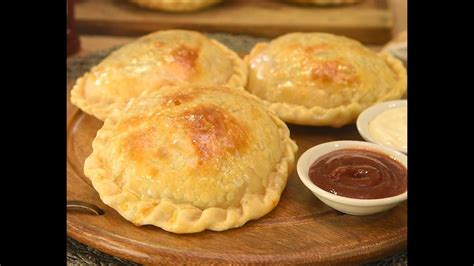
{"left": 368, "top": 106, "right": 407, "bottom": 151}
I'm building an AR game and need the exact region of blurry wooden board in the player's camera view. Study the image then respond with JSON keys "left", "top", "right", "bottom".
{"left": 67, "top": 102, "right": 407, "bottom": 265}
{"left": 75, "top": 0, "right": 393, "bottom": 44}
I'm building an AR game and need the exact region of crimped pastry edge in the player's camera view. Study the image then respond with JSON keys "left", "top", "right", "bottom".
{"left": 84, "top": 86, "right": 298, "bottom": 233}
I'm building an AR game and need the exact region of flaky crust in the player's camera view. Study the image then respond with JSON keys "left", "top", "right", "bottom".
{"left": 130, "top": 0, "right": 222, "bottom": 12}
{"left": 70, "top": 30, "right": 247, "bottom": 121}
{"left": 244, "top": 33, "right": 407, "bottom": 127}
{"left": 84, "top": 86, "right": 297, "bottom": 233}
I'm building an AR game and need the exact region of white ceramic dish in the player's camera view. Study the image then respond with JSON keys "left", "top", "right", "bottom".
{"left": 357, "top": 100, "right": 407, "bottom": 154}
{"left": 297, "top": 140, "right": 407, "bottom": 215}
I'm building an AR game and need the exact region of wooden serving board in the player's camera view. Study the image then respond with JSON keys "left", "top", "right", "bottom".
{"left": 75, "top": 0, "right": 393, "bottom": 44}
{"left": 66, "top": 38, "right": 406, "bottom": 263}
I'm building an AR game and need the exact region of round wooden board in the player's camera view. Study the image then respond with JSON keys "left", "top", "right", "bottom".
{"left": 67, "top": 42, "right": 406, "bottom": 264}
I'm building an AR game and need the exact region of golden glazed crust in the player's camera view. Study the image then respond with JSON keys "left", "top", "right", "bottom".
{"left": 84, "top": 86, "right": 298, "bottom": 233}
{"left": 70, "top": 30, "right": 247, "bottom": 121}
{"left": 130, "top": 0, "right": 221, "bottom": 12}
{"left": 245, "top": 33, "right": 407, "bottom": 127}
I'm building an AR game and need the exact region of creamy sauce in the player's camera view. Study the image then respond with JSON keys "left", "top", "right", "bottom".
{"left": 368, "top": 107, "right": 407, "bottom": 151}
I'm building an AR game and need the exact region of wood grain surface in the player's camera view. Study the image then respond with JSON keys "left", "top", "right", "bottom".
{"left": 75, "top": 0, "right": 393, "bottom": 44}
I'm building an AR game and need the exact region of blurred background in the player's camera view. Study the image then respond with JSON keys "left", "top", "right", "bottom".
{"left": 67, "top": 0, "right": 407, "bottom": 57}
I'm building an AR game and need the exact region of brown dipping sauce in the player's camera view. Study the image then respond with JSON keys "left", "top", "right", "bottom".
{"left": 309, "top": 149, "right": 407, "bottom": 199}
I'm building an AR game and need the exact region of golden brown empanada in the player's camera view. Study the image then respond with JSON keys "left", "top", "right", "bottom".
{"left": 84, "top": 85, "right": 297, "bottom": 233}
{"left": 130, "top": 0, "right": 221, "bottom": 12}
{"left": 71, "top": 30, "right": 247, "bottom": 121}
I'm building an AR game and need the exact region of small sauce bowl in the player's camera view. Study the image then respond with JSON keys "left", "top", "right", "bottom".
{"left": 297, "top": 141, "right": 407, "bottom": 215}
{"left": 357, "top": 100, "right": 407, "bottom": 154}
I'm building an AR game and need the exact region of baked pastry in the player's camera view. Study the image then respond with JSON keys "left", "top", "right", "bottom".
{"left": 130, "top": 0, "right": 221, "bottom": 12}
{"left": 84, "top": 85, "right": 298, "bottom": 233}
{"left": 71, "top": 30, "right": 247, "bottom": 121}
{"left": 382, "top": 30, "right": 407, "bottom": 67}
{"left": 245, "top": 32, "right": 407, "bottom": 127}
